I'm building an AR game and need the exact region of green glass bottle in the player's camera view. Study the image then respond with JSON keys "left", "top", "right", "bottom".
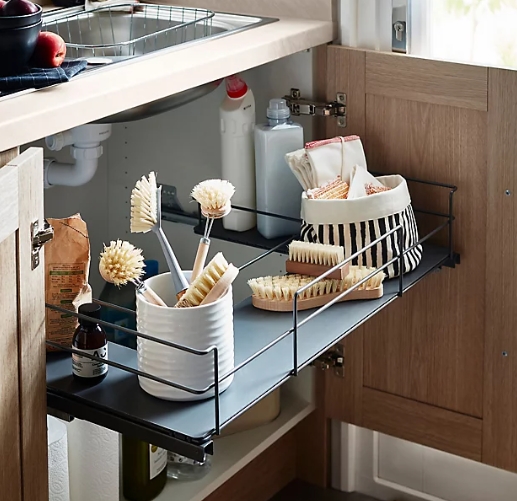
{"left": 122, "top": 436, "right": 167, "bottom": 501}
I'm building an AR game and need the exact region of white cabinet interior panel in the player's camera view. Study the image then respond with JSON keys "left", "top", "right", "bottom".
{"left": 41, "top": 50, "right": 313, "bottom": 297}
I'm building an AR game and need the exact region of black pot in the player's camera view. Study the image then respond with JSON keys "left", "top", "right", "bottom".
{"left": 0, "top": 4, "right": 42, "bottom": 29}
{"left": 0, "top": 20, "right": 42, "bottom": 76}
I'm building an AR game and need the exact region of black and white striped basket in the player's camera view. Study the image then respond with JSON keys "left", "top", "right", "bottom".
{"left": 300, "top": 175, "right": 422, "bottom": 278}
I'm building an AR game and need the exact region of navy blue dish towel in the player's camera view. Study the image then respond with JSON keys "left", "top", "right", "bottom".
{"left": 0, "top": 60, "right": 88, "bottom": 93}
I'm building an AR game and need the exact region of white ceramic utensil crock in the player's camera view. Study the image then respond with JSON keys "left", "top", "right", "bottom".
{"left": 136, "top": 271, "right": 234, "bottom": 401}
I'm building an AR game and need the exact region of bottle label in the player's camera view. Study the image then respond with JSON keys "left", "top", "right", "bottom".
{"left": 149, "top": 444, "right": 167, "bottom": 479}
{"left": 72, "top": 345, "right": 108, "bottom": 378}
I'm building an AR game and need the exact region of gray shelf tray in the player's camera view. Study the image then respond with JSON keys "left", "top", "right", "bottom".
{"left": 47, "top": 244, "right": 449, "bottom": 459}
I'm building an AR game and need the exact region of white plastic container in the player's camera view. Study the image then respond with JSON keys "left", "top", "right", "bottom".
{"left": 255, "top": 98, "right": 304, "bottom": 239}
{"left": 136, "top": 272, "right": 234, "bottom": 401}
{"left": 220, "top": 74, "right": 256, "bottom": 232}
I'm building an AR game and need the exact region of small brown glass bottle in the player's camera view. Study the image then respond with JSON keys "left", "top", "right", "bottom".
{"left": 72, "top": 303, "right": 108, "bottom": 383}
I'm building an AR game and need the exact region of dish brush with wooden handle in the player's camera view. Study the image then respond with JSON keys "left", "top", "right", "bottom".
{"left": 130, "top": 171, "right": 189, "bottom": 299}
{"left": 175, "top": 252, "right": 239, "bottom": 308}
{"left": 191, "top": 179, "right": 235, "bottom": 281}
{"left": 286, "top": 240, "right": 350, "bottom": 279}
{"left": 248, "top": 265, "right": 384, "bottom": 312}
{"left": 99, "top": 239, "right": 167, "bottom": 307}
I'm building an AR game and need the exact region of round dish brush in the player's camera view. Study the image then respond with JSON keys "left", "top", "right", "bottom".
{"left": 190, "top": 179, "right": 235, "bottom": 281}
{"left": 99, "top": 240, "right": 167, "bottom": 307}
{"left": 131, "top": 171, "right": 189, "bottom": 299}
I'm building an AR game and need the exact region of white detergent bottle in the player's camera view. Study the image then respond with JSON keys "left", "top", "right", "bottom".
{"left": 255, "top": 98, "right": 304, "bottom": 239}
{"left": 220, "top": 74, "right": 256, "bottom": 232}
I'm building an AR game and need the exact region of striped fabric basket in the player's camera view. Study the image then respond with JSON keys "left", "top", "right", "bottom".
{"left": 300, "top": 174, "right": 422, "bottom": 279}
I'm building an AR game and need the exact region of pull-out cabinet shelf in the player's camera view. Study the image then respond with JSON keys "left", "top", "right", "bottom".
{"left": 46, "top": 175, "right": 458, "bottom": 462}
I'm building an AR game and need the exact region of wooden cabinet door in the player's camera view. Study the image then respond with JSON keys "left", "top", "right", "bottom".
{"left": 0, "top": 148, "right": 47, "bottom": 501}
{"left": 319, "top": 46, "right": 517, "bottom": 471}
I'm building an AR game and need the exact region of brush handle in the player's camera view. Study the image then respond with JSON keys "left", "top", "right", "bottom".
{"left": 191, "top": 237, "right": 210, "bottom": 282}
{"left": 135, "top": 280, "right": 167, "bottom": 307}
{"left": 154, "top": 227, "right": 189, "bottom": 296}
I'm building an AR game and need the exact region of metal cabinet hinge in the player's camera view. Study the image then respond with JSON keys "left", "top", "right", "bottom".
{"left": 312, "top": 345, "right": 344, "bottom": 377}
{"left": 31, "top": 219, "right": 54, "bottom": 270}
{"left": 283, "top": 89, "right": 347, "bottom": 128}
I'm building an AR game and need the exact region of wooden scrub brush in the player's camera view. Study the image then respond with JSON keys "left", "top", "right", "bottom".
{"left": 175, "top": 252, "right": 238, "bottom": 308}
{"left": 99, "top": 240, "right": 167, "bottom": 307}
{"left": 248, "top": 266, "right": 384, "bottom": 312}
{"left": 131, "top": 171, "right": 189, "bottom": 299}
{"left": 191, "top": 179, "right": 235, "bottom": 281}
{"left": 286, "top": 240, "right": 350, "bottom": 279}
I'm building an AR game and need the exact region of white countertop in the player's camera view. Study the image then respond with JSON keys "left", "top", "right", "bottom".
{"left": 0, "top": 13, "right": 333, "bottom": 152}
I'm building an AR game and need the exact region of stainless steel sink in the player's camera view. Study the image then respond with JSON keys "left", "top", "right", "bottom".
{"left": 42, "top": 3, "right": 277, "bottom": 122}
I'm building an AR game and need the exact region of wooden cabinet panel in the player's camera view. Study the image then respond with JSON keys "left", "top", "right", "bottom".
{"left": 365, "top": 52, "right": 488, "bottom": 110}
{"left": 322, "top": 46, "right": 487, "bottom": 422}
{"left": 483, "top": 68, "right": 517, "bottom": 471}
{"left": 323, "top": 330, "right": 364, "bottom": 425}
{"left": 0, "top": 233, "right": 22, "bottom": 501}
{"left": 362, "top": 388, "right": 482, "bottom": 461}
{"left": 363, "top": 94, "right": 487, "bottom": 418}
{"left": 0, "top": 148, "right": 47, "bottom": 501}
{"left": 16, "top": 148, "right": 47, "bottom": 500}
{"left": 204, "top": 431, "right": 296, "bottom": 501}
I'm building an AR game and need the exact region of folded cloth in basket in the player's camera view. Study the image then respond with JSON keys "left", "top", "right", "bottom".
{"left": 0, "top": 59, "right": 88, "bottom": 93}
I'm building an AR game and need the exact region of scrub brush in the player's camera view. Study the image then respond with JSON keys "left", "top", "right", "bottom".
{"left": 191, "top": 179, "right": 235, "bottom": 281}
{"left": 286, "top": 240, "right": 350, "bottom": 279}
{"left": 99, "top": 240, "right": 167, "bottom": 307}
{"left": 130, "top": 171, "right": 189, "bottom": 299}
{"left": 175, "top": 252, "right": 238, "bottom": 308}
{"left": 248, "top": 266, "right": 384, "bottom": 312}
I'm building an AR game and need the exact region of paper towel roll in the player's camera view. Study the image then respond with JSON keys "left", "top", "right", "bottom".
{"left": 67, "top": 420, "right": 119, "bottom": 501}
{"left": 48, "top": 416, "right": 70, "bottom": 501}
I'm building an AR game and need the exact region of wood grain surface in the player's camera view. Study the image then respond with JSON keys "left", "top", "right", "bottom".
{"left": 0, "top": 147, "right": 22, "bottom": 501}
{"left": 362, "top": 93, "right": 486, "bottom": 418}
{"left": 296, "top": 370, "right": 330, "bottom": 488}
{"left": 0, "top": 233, "right": 22, "bottom": 501}
{"left": 483, "top": 68, "right": 517, "bottom": 471}
{"left": 323, "top": 331, "right": 364, "bottom": 425}
{"left": 14, "top": 148, "right": 48, "bottom": 501}
{"left": 204, "top": 430, "right": 296, "bottom": 501}
{"left": 362, "top": 388, "right": 482, "bottom": 461}
{"left": 321, "top": 46, "right": 488, "bottom": 454}
{"left": 366, "top": 52, "right": 488, "bottom": 111}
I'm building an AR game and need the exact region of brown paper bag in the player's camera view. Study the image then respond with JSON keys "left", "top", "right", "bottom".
{"left": 45, "top": 214, "right": 92, "bottom": 351}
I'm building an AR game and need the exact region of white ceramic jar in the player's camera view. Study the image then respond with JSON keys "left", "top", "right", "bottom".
{"left": 136, "top": 272, "right": 234, "bottom": 401}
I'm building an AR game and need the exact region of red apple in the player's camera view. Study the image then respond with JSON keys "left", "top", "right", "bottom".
{"left": 2, "top": 0, "right": 39, "bottom": 16}
{"left": 32, "top": 32, "right": 66, "bottom": 68}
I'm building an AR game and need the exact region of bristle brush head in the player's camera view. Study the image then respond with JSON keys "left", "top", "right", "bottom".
{"left": 191, "top": 179, "right": 235, "bottom": 219}
{"left": 99, "top": 240, "right": 145, "bottom": 286}
{"left": 175, "top": 252, "right": 231, "bottom": 308}
{"left": 288, "top": 240, "right": 345, "bottom": 267}
{"left": 248, "top": 266, "right": 384, "bottom": 302}
{"left": 131, "top": 171, "right": 158, "bottom": 233}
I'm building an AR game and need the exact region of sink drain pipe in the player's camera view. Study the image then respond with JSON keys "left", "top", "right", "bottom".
{"left": 44, "top": 124, "right": 112, "bottom": 188}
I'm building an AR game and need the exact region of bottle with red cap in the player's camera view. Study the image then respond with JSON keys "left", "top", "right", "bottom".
{"left": 220, "top": 74, "right": 256, "bottom": 232}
